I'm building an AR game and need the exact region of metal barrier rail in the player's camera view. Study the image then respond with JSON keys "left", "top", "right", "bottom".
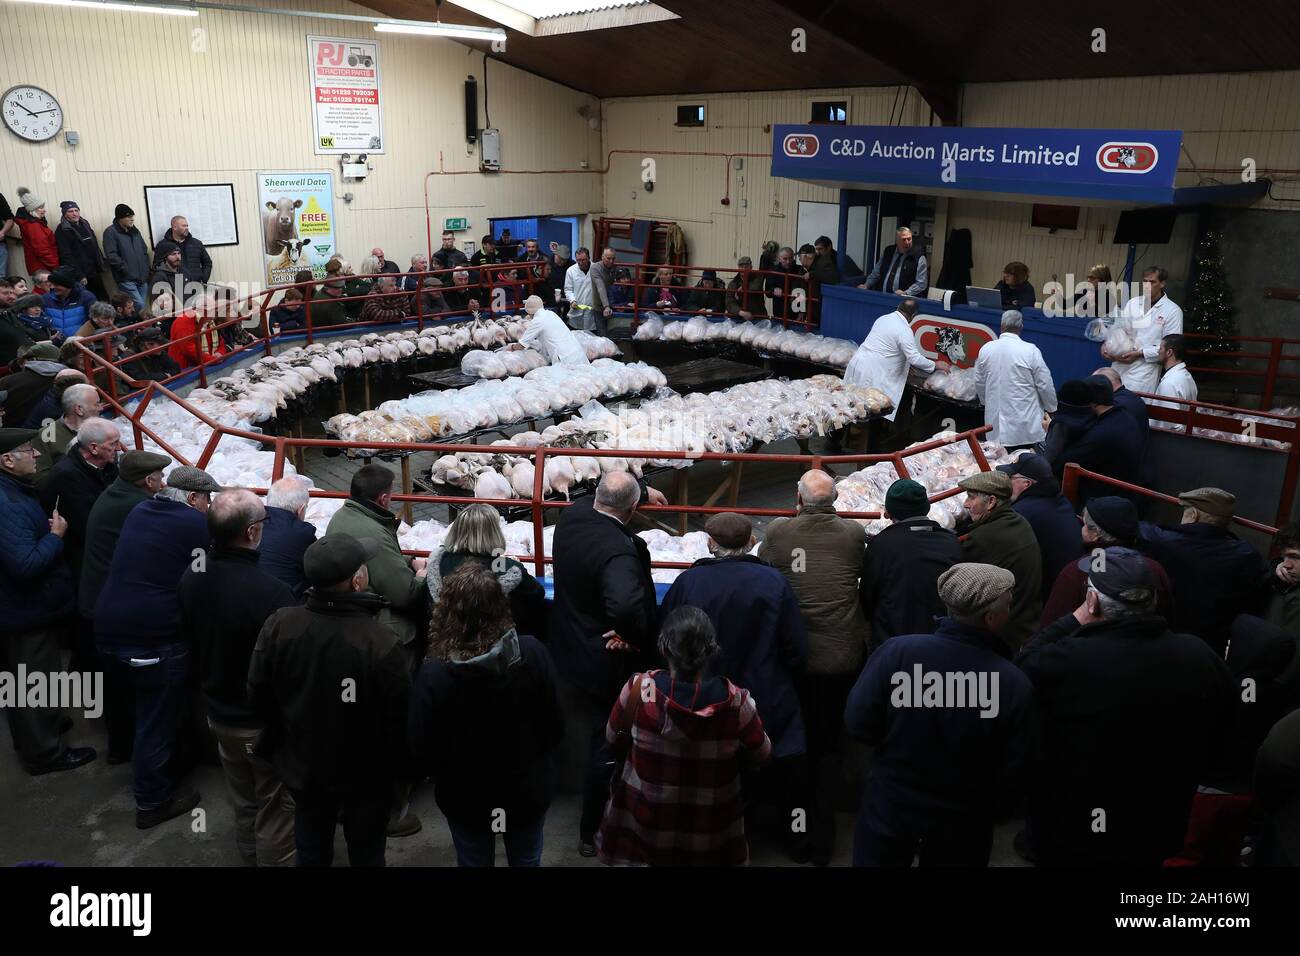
{"left": 1182, "top": 330, "right": 1300, "bottom": 409}
{"left": 1061, "top": 462, "right": 1279, "bottom": 537}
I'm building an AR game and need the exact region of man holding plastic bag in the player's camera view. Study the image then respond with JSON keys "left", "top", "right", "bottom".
{"left": 1101, "top": 267, "right": 1183, "bottom": 396}
{"left": 843, "top": 298, "right": 935, "bottom": 422}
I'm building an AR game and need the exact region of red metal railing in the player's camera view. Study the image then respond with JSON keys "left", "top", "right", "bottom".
{"left": 615, "top": 262, "right": 820, "bottom": 332}
{"left": 1182, "top": 331, "right": 1300, "bottom": 410}
{"left": 1061, "top": 462, "right": 1278, "bottom": 537}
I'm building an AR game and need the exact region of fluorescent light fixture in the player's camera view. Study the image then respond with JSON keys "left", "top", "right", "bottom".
{"left": 7, "top": 0, "right": 198, "bottom": 14}
{"left": 374, "top": 21, "right": 507, "bottom": 42}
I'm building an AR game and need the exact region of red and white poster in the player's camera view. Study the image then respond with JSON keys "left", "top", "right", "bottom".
{"left": 307, "top": 35, "right": 384, "bottom": 155}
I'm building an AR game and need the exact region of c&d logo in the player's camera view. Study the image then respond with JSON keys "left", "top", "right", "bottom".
{"left": 1096, "top": 142, "right": 1159, "bottom": 174}
{"left": 783, "top": 133, "right": 820, "bottom": 158}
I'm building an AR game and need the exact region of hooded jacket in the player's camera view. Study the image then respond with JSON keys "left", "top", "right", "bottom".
{"left": 427, "top": 547, "right": 547, "bottom": 641}
{"left": 408, "top": 628, "right": 564, "bottom": 826}
{"left": 248, "top": 588, "right": 411, "bottom": 795}
{"left": 0, "top": 359, "right": 66, "bottom": 428}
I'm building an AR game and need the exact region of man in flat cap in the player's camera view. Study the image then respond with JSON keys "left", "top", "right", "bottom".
{"left": 79, "top": 448, "right": 170, "bottom": 761}
{"left": 726, "top": 256, "right": 767, "bottom": 321}
{"left": 1039, "top": 496, "right": 1173, "bottom": 627}
{"left": 95, "top": 464, "right": 220, "bottom": 829}
{"left": 249, "top": 534, "right": 413, "bottom": 867}
{"left": 1137, "top": 487, "right": 1269, "bottom": 654}
{"left": 956, "top": 469, "right": 1042, "bottom": 648}
{"left": 0, "top": 427, "right": 98, "bottom": 775}
{"left": 861, "top": 478, "right": 961, "bottom": 649}
{"left": 0, "top": 340, "right": 67, "bottom": 429}
{"left": 1019, "top": 547, "right": 1236, "bottom": 866}
{"left": 661, "top": 511, "right": 809, "bottom": 856}
{"left": 998, "top": 452, "right": 1081, "bottom": 596}
{"left": 846, "top": 563, "right": 1034, "bottom": 866}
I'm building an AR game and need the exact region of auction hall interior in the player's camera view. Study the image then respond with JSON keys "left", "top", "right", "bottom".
{"left": 2, "top": 0, "right": 1300, "bottom": 874}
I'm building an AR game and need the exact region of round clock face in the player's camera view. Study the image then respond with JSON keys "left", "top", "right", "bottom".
{"left": 2, "top": 86, "right": 63, "bottom": 143}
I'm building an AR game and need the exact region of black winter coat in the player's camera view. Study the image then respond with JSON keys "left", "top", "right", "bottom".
{"left": 102, "top": 221, "right": 150, "bottom": 284}
{"left": 408, "top": 629, "right": 564, "bottom": 826}
{"left": 248, "top": 589, "right": 411, "bottom": 795}
{"left": 861, "top": 517, "right": 961, "bottom": 648}
{"left": 162, "top": 228, "right": 212, "bottom": 285}
{"left": 550, "top": 498, "right": 657, "bottom": 700}
{"left": 1018, "top": 613, "right": 1236, "bottom": 866}
{"left": 178, "top": 546, "right": 297, "bottom": 728}
{"left": 38, "top": 449, "right": 117, "bottom": 584}
{"left": 257, "top": 506, "right": 316, "bottom": 601}
{"left": 1011, "top": 484, "right": 1083, "bottom": 598}
{"left": 55, "top": 217, "right": 105, "bottom": 282}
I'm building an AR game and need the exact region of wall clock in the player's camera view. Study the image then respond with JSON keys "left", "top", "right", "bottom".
{"left": 2, "top": 85, "right": 64, "bottom": 143}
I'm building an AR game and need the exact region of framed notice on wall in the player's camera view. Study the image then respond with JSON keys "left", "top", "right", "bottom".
{"left": 307, "top": 35, "right": 384, "bottom": 155}
{"left": 142, "top": 183, "right": 239, "bottom": 247}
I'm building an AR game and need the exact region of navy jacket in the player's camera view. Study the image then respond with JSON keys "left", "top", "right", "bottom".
{"left": 1012, "top": 485, "right": 1083, "bottom": 598}
{"left": 861, "top": 517, "right": 961, "bottom": 647}
{"left": 660, "top": 554, "right": 808, "bottom": 758}
{"left": 1018, "top": 613, "right": 1236, "bottom": 865}
{"left": 1048, "top": 406, "right": 1145, "bottom": 505}
{"left": 0, "top": 471, "right": 74, "bottom": 635}
{"left": 1138, "top": 521, "right": 1268, "bottom": 653}
{"left": 94, "top": 497, "right": 211, "bottom": 650}
{"left": 258, "top": 506, "right": 316, "bottom": 601}
{"left": 845, "top": 618, "right": 1035, "bottom": 820}
{"left": 1110, "top": 386, "right": 1156, "bottom": 486}
{"left": 408, "top": 630, "right": 564, "bottom": 826}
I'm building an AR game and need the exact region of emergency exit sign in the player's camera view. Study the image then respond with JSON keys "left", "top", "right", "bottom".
{"left": 444, "top": 218, "right": 469, "bottom": 231}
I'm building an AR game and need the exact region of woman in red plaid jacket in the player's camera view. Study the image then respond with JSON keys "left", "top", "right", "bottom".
{"left": 596, "top": 607, "right": 772, "bottom": 866}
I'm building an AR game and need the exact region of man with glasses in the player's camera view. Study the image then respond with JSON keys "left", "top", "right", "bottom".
{"left": 179, "top": 489, "right": 298, "bottom": 865}
{"left": 31, "top": 383, "right": 103, "bottom": 476}
{"left": 0, "top": 426, "right": 99, "bottom": 775}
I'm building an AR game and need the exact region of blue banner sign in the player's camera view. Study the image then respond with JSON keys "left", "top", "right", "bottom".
{"left": 772, "top": 125, "right": 1183, "bottom": 204}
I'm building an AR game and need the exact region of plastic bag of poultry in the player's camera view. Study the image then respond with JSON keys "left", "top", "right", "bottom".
{"left": 461, "top": 349, "right": 509, "bottom": 379}
{"left": 682, "top": 315, "right": 711, "bottom": 344}
{"left": 634, "top": 313, "right": 665, "bottom": 341}
{"left": 1102, "top": 324, "right": 1139, "bottom": 357}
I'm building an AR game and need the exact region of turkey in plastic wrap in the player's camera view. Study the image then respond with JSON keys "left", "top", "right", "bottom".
{"left": 461, "top": 349, "right": 509, "bottom": 380}
{"left": 922, "top": 365, "right": 979, "bottom": 402}
{"left": 634, "top": 313, "right": 665, "bottom": 341}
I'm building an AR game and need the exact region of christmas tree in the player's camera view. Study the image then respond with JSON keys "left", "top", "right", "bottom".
{"left": 1185, "top": 230, "right": 1238, "bottom": 351}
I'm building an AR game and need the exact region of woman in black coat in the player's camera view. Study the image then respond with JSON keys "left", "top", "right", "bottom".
{"left": 408, "top": 563, "right": 564, "bottom": 867}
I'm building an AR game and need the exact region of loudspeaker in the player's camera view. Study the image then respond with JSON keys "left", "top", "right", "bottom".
{"left": 465, "top": 76, "right": 478, "bottom": 145}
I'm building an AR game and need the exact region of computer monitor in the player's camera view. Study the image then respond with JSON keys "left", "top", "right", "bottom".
{"left": 966, "top": 286, "right": 1003, "bottom": 310}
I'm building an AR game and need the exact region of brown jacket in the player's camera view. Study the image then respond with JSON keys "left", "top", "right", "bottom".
{"left": 759, "top": 503, "right": 868, "bottom": 675}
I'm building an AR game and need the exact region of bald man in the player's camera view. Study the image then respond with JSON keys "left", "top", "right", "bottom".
{"left": 759, "top": 468, "right": 869, "bottom": 865}
{"left": 588, "top": 248, "right": 618, "bottom": 334}
{"left": 513, "top": 294, "right": 589, "bottom": 366}
{"left": 31, "top": 382, "right": 103, "bottom": 475}
{"left": 551, "top": 470, "right": 658, "bottom": 855}
{"left": 178, "top": 488, "right": 298, "bottom": 865}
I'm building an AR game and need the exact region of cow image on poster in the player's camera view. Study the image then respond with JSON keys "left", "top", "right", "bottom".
{"left": 264, "top": 197, "right": 303, "bottom": 254}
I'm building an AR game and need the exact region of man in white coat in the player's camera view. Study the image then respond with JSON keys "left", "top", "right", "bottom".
{"left": 843, "top": 298, "right": 934, "bottom": 422}
{"left": 1152, "top": 333, "right": 1198, "bottom": 410}
{"left": 513, "top": 294, "right": 590, "bottom": 366}
{"left": 563, "top": 247, "right": 595, "bottom": 330}
{"left": 1103, "top": 266, "right": 1183, "bottom": 394}
{"left": 974, "top": 310, "right": 1057, "bottom": 450}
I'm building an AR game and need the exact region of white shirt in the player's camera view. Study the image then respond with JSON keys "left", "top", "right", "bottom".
{"left": 1152, "top": 361, "right": 1197, "bottom": 410}
{"left": 564, "top": 262, "right": 593, "bottom": 309}
{"left": 842, "top": 310, "right": 935, "bottom": 421}
{"left": 518, "top": 308, "right": 590, "bottom": 366}
{"left": 1110, "top": 293, "right": 1183, "bottom": 394}
{"left": 973, "top": 332, "right": 1057, "bottom": 447}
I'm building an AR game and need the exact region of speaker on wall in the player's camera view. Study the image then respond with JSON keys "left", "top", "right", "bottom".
{"left": 465, "top": 75, "right": 479, "bottom": 145}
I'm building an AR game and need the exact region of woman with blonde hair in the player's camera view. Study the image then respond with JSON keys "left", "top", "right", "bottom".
{"left": 408, "top": 563, "right": 564, "bottom": 866}
{"left": 427, "top": 503, "right": 546, "bottom": 638}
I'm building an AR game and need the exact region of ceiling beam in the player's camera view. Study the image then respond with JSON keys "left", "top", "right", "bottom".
{"left": 442, "top": 0, "right": 537, "bottom": 35}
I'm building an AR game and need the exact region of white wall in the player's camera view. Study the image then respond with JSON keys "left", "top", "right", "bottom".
{"left": 0, "top": 0, "right": 602, "bottom": 287}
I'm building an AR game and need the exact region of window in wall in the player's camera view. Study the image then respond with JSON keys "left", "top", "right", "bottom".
{"left": 675, "top": 104, "right": 705, "bottom": 127}
{"left": 811, "top": 101, "right": 848, "bottom": 124}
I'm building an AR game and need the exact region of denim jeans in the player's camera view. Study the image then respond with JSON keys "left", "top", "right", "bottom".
{"left": 0, "top": 239, "right": 8, "bottom": 278}
{"left": 293, "top": 786, "right": 390, "bottom": 867}
{"left": 448, "top": 814, "right": 546, "bottom": 867}
{"left": 111, "top": 642, "right": 190, "bottom": 810}
{"left": 116, "top": 281, "right": 146, "bottom": 313}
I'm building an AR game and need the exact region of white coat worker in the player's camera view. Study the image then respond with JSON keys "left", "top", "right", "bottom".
{"left": 843, "top": 298, "right": 934, "bottom": 421}
{"left": 1103, "top": 265, "right": 1183, "bottom": 395}
{"left": 1151, "top": 333, "right": 1198, "bottom": 410}
{"left": 512, "top": 294, "right": 590, "bottom": 366}
{"left": 974, "top": 310, "right": 1058, "bottom": 450}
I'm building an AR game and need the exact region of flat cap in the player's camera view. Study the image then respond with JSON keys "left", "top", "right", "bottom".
{"left": 305, "top": 534, "right": 380, "bottom": 588}
{"left": 938, "top": 563, "right": 1016, "bottom": 615}
{"left": 1078, "top": 546, "right": 1154, "bottom": 604}
{"left": 166, "top": 466, "right": 223, "bottom": 494}
{"left": 1179, "top": 487, "right": 1235, "bottom": 518}
{"left": 996, "top": 452, "right": 1053, "bottom": 484}
{"left": 21, "top": 341, "right": 61, "bottom": 362}
{"left": 704, "top": 511, "right": 753, "bottom": 550}
{"left": 0, "top": 427, "right": 40, "bottom": 454}
{"left": 1084, "top": 496, "right": 1138, "bottom": 542}
{"left": 119, "top": 450, "right": 171, "bottom": 482}
{"left": 958, "top": 469, "right": 1012, "bottom": 498}
{"left": 885, "top": 478, "right": 930, "bottom": 520}
{"left": 1057, "top": 379, "right": 1092, "bottom": 407}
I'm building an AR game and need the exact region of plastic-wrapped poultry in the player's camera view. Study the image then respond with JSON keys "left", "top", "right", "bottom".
{"left": 474, "top": 469, "right": 514, "bottom": 500}
{"left": 634, "top": 314, "right": 664, "bottom": 341}
{"left": 682, "top": 315, "right": 711, "bottom": 343}
{"left": 461, "top": 349, "right": 509, "bottom": 379}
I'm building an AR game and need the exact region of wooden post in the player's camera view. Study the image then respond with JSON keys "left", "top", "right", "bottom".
{"left": 672, "top": 468, "right": 689, "bottom": 534}
{"left": 401, "top": 455, "right": 414, "bottom": 525}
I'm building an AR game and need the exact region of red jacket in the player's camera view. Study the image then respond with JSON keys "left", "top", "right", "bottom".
{"left": 14, "top": 209, "right": 59, "bottom": 273}
{"left": 168, "top": 311, "right": 228, "bottom": 369}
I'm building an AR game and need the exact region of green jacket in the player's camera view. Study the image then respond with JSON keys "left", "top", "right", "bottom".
{"left": 79, "top": 476, "right": 153, "bottom": 615}
{"left": 0, "top": 309, "right": 40, "bottom": 366}
{"left": 960, "top": 503, "right": 1043, "bottom": 650}
{"left": 31, "top": 417, "right": 77, "bottom": 477}
{"left": 325, "top": 497, "right": 427, "bottom": 646}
